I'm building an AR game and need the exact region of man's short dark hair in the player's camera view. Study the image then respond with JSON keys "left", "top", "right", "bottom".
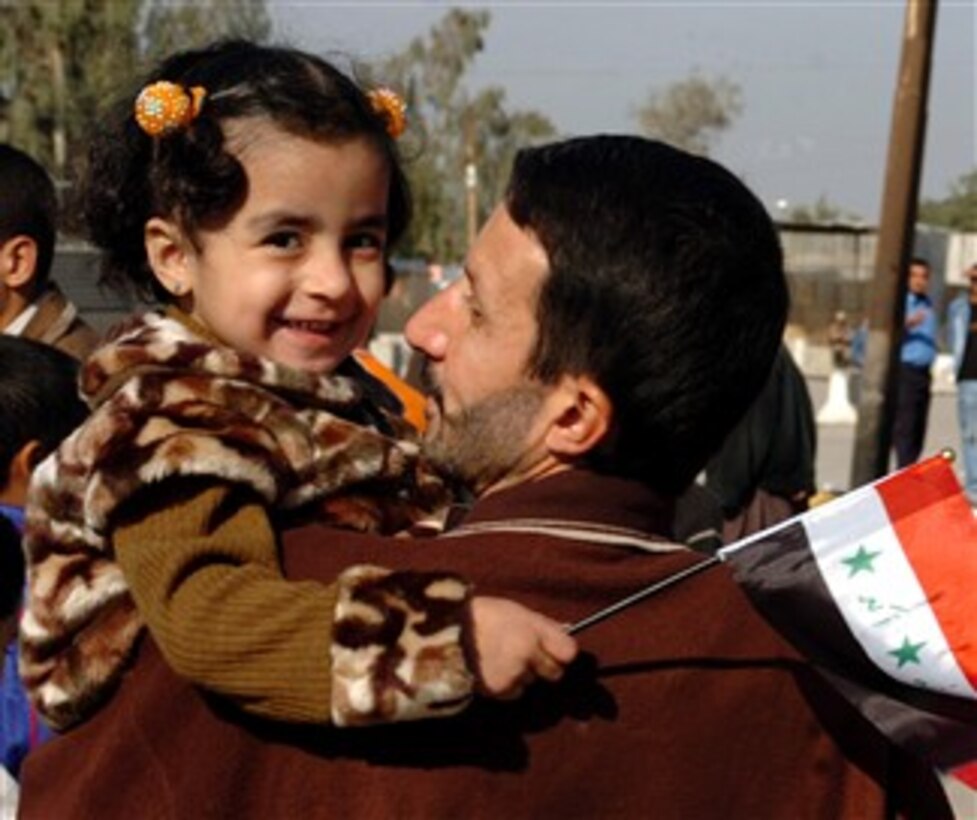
{"left": 0, "top": 143, "right": 58, "bottom": 289}
{"left": 506, "top": 135, "right": 788, "bottom": 493}
{"left": 0, "top": 336, "right": 87, "bottom": 489}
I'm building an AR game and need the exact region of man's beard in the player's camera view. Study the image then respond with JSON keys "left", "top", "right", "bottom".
{"left": 421, "top": 377, "right": 546, "bottom": 496}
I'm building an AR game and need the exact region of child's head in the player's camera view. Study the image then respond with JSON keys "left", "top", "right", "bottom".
{"left": 0, "top": 336, "right": 88, "bottom": 507}
{"left": 0, "top": 144, "right": 58, "bottom": 329}
{"left": 80, "top": 39, "right": 410, "bottom": 375}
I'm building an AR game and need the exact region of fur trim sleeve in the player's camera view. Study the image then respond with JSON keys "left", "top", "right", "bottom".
{"left": 330, "top": 565, "right": 476, "bottom": 726}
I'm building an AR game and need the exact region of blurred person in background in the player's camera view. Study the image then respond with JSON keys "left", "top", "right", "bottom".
{"left": 946, "top": 262, "right": 977, "bottom": 504}
{"left": 0, "top": 144, "right": 99, "bottom": 361}
{"left": 892, "top": 257, "right": 937, "bottom": 468}
{"left": 705, "top": 345, "right": 816, "bottom": 542}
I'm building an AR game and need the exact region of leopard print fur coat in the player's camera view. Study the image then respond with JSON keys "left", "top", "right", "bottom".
{"left": 20, "top": 311, "right": 474, "bottom": 730}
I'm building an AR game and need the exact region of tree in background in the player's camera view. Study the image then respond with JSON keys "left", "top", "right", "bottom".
{"left": 787, "top": 195, "right": 862, "bottom": 225}
{"left": 375, "top": 9, "right": 556, "bottom": 261}
{"left": 143, "top": 0, "right": 270, "bottom": 63}
{"left": 0, "top": 1, "right": 141, "bottom": 176}
{"left": 636, "top": 72, "right": 742, "bottom": 156}
{"left": 464, "top": 87, "right": 555, "bottom": 240}
{"left": 918, "top": 169, "right": 977, "bottom": 231}
{"left": 0, "top": 0, "right": 269, "bottom": 183}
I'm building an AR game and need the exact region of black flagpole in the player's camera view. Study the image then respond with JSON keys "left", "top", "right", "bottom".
{"left": 566, "top": 555, "right": 721, "bottom": 635}
{"left": 566, "top": 450, "right": 956, "bottom": 637}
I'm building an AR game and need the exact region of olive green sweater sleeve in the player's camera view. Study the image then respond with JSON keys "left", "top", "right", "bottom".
{"left": 113, "top": 477, "right": 477, "bottom": 726}
{"left": 113, "top": 477, "right": 338, "bottom": 723}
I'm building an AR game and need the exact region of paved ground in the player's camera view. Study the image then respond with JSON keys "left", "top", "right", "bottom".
{"left": 808, "top": 375, "right": 963, "bottom": 493}
{"left": 807, "top": 376, "right": 975, "bottom": 818}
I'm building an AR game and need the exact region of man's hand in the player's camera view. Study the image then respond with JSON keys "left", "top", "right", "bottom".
{"left": 906, "top": 307, "right": 927, "bottom": 329}
{"left": 470, "top": 596, "right": 579, "bottom": 699}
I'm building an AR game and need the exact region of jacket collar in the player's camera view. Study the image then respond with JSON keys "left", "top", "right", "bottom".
{"left": 459, "top": 468, "right": 675, "bottom": 541}
{"left": 23, "top": 284, "right": 75, "bottom": 344}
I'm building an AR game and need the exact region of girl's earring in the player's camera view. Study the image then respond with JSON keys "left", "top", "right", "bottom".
{"left": 171, "top": 282, "right": 186, "bottom": 296}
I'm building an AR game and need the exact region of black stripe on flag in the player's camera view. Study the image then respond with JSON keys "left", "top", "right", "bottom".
{"left": 724, "top": 520, "right": 977, "bottom": 772}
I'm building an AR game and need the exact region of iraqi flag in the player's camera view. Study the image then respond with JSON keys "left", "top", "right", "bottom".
{"left": 718, "top": 453, "right": 977, "bottom": 784}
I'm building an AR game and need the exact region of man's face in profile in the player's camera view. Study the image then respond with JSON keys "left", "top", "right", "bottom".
{"left": 405, "top": 205, "right": 552, "bottom": 496}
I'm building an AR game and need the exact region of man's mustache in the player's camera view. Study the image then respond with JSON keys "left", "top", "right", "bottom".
{"left": 417, "top": 359, "right": 441, "bottom": 402}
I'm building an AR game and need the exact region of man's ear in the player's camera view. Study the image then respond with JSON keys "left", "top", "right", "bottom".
{"left": 144, "top": 217, "right": 193, "bottom": 298}
{"left": 0, "top": 440, "right": 43, "bottom": 507}
{"left": 543, "top": 374, "right": 612, "bottom": 458}
{"left": 14, "top": 439, "right": 43, "bottom": 475}
{"left": 0, "top": 235, "right": 40, "bottom": 290}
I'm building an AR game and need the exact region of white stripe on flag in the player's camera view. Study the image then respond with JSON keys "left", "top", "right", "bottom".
{"left": 803, "top": 486, "right": 977, "bottom": 698}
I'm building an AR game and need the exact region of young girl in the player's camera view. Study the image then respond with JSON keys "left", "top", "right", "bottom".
{"left": 20, "top": 40, "right": 575, "bottom": 732}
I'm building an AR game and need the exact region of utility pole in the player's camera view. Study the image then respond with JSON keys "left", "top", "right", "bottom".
{"left": 463, "top": 113, "right": 479, "bottom": 249}
{"left": 50, "top": 39, "right": 67, "bottom": 178}
{"left": 465, "top": 160, "right": 478, "bottom": 247}
{"left": 850, "top": 0, "right": 938, "bottom": 487}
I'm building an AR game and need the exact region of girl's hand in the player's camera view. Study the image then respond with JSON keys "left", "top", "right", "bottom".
{"left": 470, "top": 596, "right": 579, "bottom": 699}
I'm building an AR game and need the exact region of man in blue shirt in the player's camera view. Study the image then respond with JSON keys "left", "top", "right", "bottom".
{"left": 893, "top": 257, "right": 937, "bottom": 468}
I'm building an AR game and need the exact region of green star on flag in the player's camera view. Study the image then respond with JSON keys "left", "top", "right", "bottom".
{"left": 889, "top": 637, "right": 926, "bottom": 668}
{"left": 841, "top": 545, "right": 881, "bottom": 577}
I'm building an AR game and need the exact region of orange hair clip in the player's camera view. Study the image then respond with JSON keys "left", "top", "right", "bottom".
{"left": 367, "top": 87, "right": 407, "bottom": 139}
{"left": 134, "top": 81, "right": 207, "bottom": 138}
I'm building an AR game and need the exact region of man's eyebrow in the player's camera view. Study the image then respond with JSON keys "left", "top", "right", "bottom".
{"left": 463, "top": 265, "right": 488, "bottom": 301}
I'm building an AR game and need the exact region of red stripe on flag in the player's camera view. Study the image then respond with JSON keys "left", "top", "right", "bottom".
{"left": 950, "top": 761, "right": 977, "bottom": 790}
{"left": 876, "top": 457, "right": 977, "bottom": 692}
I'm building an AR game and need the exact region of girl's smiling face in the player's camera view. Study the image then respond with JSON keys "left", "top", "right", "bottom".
{"left": 148, "top": 118, "right": 391, "bottom": 374}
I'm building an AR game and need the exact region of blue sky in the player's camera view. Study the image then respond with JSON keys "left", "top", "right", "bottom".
{"left": 269, "top": 1, "right": 975, "bottom": 223}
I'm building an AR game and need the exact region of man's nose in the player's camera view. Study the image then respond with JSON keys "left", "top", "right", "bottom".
{"left": 405, "top": 288, "right": 450, "bottom": 359}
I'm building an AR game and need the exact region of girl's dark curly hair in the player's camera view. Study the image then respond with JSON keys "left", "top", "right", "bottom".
{"left": 80, "top": 39, "right": 410, "bottom": 303}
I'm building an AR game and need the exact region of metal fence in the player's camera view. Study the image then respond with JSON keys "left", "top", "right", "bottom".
{"left": 50, "top": 242, "right": 143, "bottom": 334}
{"left": 780, "top": 223, "right": 976, "bottom": 346}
